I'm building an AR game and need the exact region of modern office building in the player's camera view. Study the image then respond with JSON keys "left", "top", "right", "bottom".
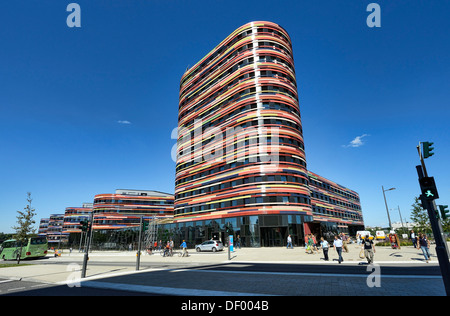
{"left": 38, "top": 218, "right": 49, "bottom": 236}
{"left": 46, "top": 214, "right": 69, "bottom": 244}
{"left": 307, "top": 172, "right": 363, "bottom": 238}
{"left": 62, "top": 203, "right": 93, "bottom": 234}
{"left": 34, "top": 22, "right": 364, "bottom": 248}
{"left": 170, "top": 21, "right": 364, "bottom": 247}
{"left": 92, "top": 189, "right": 174, "bottom": 230}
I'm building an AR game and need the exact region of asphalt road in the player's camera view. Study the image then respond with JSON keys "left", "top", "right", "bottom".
{"left": 3, "top": 261, "right": 443, "bottom": 296}
{"left": 1, "top": 247, "right": 447, "bottom": 297}
{"left": 0, "top": 278, "right": 161, "bottom": 296}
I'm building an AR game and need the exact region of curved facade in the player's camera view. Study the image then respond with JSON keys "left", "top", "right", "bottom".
{"left": 175, "top": 21, "right": 311, "bottom": 222}
{"left": 62, "top": 206, "right": 93, "bottom": 233}
{"left": 93, "top": 189, "right": 174, "bottom": 230}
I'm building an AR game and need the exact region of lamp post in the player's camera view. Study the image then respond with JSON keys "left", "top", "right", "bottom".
{"left": 382, "top": 186, "right": 395, "bottom": 230}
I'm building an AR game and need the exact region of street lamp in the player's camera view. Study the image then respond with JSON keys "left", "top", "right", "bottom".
{"left": 390, "top": 206, "right": 405, "bottom": 230}
{"left": 382, "top": 186, "right": 396, "bottom": 230}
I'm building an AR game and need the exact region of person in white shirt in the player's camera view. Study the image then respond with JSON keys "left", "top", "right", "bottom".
{"left": 286, "top": 235, "right": 293, "bottom": 249}
{"left": 320, "top": 237, "right": 329, "bottom": 261}
{"left": 333, "top": 235, "right": 344, "bottom": 263}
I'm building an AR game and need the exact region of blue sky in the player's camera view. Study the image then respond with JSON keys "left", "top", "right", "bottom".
{"left": 1, "top": 0, "right": 449, "bottom": 233}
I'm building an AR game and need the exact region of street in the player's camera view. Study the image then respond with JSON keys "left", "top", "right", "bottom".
{"left": 0, "top": 261, "right": 445, "bottom": 296}
{"left": 0, "top": 245, "right": 448, "bottom": 296}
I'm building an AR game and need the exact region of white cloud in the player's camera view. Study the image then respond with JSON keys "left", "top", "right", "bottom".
{"left": 117, "top": 120, "right": 132, "bottom": 125}
{"left": 343, "top": 134, "right": 370, "bottom": 148}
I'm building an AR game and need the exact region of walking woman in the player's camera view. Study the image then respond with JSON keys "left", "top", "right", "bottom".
{"left": 417, "top": 233, "right": 431, "bottom": 263}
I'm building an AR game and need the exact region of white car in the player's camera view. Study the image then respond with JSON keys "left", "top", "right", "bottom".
{"left": 195, "top": 240, "right": 224, "bottom": 252}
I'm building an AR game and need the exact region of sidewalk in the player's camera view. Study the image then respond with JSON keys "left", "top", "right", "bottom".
{"left": 0, "top": 244, "right": 445, "bottom": 285}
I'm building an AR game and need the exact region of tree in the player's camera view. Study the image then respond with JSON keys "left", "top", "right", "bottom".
{"left": 12, "top": 192, "right": 37, "bottom": 242}
{"left": 441, "top": 214, "right": 450, "bottom": 234}
{"left": 410, "top": 196, "right": 431, "bottom": 234}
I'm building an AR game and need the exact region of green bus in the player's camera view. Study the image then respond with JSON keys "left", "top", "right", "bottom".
{"left": 0, "top": 237, "right": 48, "bottom": 261}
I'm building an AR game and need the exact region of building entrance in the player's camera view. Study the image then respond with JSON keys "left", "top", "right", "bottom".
{"left": 260, "top": 227, "right": 287, "bottom": 247}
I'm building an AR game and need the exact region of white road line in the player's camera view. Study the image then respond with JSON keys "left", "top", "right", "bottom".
{"left": 0, "top": 279, "right": 15, "bottom": 284}
{"left": 30, "top": 283, "right": 48, "bottom": 288}
{"left": 7, "top": 287, "right": 26, "bottom": 292}
{"left": 82, "top": 281, "right": 271, "bottom": 296}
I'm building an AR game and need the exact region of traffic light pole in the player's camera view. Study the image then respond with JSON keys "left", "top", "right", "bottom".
{"left": 81, "top": 213, "right": 93, "bottom": 278}
{"left": 416, "top": 144, "right": 429, "bottom": 177}
{"left": 416, "top": 164, "right": 450, "bottom": 296}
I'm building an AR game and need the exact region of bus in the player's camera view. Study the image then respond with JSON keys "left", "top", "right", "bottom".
{"left": 356, "top": 231, "right": 373, "bottom": 240}
{"left": 0, "top": 237, "right": 48, "bottom": 261}
{"left": 375, "top": 230, "right": 387, "bottom": 240}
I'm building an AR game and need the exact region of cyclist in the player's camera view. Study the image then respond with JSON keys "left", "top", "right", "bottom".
{"left": 163, "top": 241, "right": 171, "bottom": 257}
{"left": 180, "top": 240, "right": 188, "bottom": 257}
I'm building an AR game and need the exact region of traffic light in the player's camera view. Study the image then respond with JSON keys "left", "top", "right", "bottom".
{"left": 225, "top": 223, "right": 233, "bottom": 234}
{"left": 142, "top": 220, "right": 149, "bottom": 232}
{"left": 80, "top": 220, "right": 89, "bottom": 232}
{"left": 439, "top": 205, "right": 449, "bottom": 220}
{"left": 419, "top": 176, "right": 439, "bottom": 200}
{"left": 423, "top": 141, "right": 434, "bottom": 159}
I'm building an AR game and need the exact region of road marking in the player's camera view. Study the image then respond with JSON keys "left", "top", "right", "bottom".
{"left": 30, "top": 283, "right": 48, "bottom": 288}
{"left": 82, "top": 281, "right": 272, "bottom": 296}
{"left": 7, "top": 287, "right": 26, "bottom": 292}
{"left": 0, "top": 279, "right": 16, "bottom": 284}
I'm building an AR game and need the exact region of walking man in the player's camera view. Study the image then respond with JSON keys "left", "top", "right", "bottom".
{"left": 410, "top": 230, "right": 417, "bottom": 248}
{"left": 320, "top": 237, "right": 329, "bottom": 261}
{"left": 333, "top": 235, "right": 344, "bottom": 263}
{"left": 287, "top": 235, "right": 293, "bottom": 249}
{"left": 362, "top": 234, "right": 375, "bottom": 264}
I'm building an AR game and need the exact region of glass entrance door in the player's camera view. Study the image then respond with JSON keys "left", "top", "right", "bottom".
{"left": 260, "top": 227, "right": 286, "bottom": 247}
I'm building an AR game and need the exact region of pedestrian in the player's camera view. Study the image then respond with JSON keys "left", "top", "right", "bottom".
{"left": 236, "top": 235, "right": 241, "bottom": 249}
{"left": 417, "top": 233, "right": 431, "bottom": 263}
{"left": 169, "top": 239, "right": 174, "bottom": 256}
{"left": 320, "top": 237, "right": 329, "bottom": 261}
{"left": 341, "top": 233, "right": 349, "bottom": 253}
{"left": 286, "top": 234, "right": 293, "bottom": 249}
{"left": 306, "top": 234, "right": 315, "bottom": 254}
{"left": 333, "top": 235, "right": 344, "bottom": 263}
{"left": 410, "top": 230, "right": 417, "bottom": 248}
{"left": 362, "top": 234, "right": 376, "bottom": 264}
{"left": 311, "top": 234, "right": 320, "bottom": 253}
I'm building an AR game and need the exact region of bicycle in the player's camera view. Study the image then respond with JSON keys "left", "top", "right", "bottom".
{"left": 160, "top": 248, "right": 173, "bottom": 257}
{"left": 178, "top": 248, "right": 189, "bottom": 257}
